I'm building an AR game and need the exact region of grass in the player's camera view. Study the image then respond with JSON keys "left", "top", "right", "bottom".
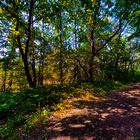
{"left": 0, "top": 79, "right": 137, "bottom": 139}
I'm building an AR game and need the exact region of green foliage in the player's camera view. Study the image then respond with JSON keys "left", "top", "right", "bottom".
{"left": 0, "top": 0, "right": 140, "bottom": 138}
{"left": 0, "top": 81, "right": 127, "bottom": 139}
{"left": 0, "top": 0, "right": 140, "bottom": 86}
{"left": 24, "top": 108, "right": 49, "bottom": 131}
{"left": 1, "top": 72, "right": 140, "bottom": 139}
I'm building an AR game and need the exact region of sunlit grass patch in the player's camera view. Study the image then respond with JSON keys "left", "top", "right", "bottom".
{"left": 24, "top": 108, "right": 49, "bottom": 131}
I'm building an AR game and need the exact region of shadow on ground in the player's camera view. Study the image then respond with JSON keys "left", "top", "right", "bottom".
{"left": 28, "top": 84, "right": 140, "bottom": 140}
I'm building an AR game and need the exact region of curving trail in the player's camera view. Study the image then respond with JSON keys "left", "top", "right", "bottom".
{"left": 28, "top": 84, "right": 140, "bottom": 140}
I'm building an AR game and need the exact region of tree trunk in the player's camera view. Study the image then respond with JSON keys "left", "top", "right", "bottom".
{"left": 24, "top": 58, "right": 34, "bottom": 87}
{"left": 16, "top": 0, "right": 35, "bottom": 87}
{"left": 59, "top": 13, "right": 64, "bottom": 84}
{"left": 2, "top": 71, "right": 7, "bottom": 91}
{"left": 32, "top": 56, "right": 36, "bottom": 87}
{"left": 89, "top": 29, "right": 95, "bottom": 83}
{"left": 38, "top": 60, "right": 44, "bottom": 86}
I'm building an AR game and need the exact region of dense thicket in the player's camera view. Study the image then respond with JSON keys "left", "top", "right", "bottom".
{"left": 0, "top": 0, "right": 140, "bottom": 89}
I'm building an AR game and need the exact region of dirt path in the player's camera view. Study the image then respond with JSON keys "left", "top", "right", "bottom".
{"left": 28, "top": 84, "right": 140, "bottom": 140}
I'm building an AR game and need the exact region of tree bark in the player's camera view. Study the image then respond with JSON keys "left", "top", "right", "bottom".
{"left": 59, "top": 13, "right": 63, "bottom": 84}
{"left": 32, "top": 55, "right": 36, "bottom": 87}
{"left": 16, "top": 0, "right": 35, "bottom": 87}
{"left": 89, "top": 29, "right": 95, "bottom": 83}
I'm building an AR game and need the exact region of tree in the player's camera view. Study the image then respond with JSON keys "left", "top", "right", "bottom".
{"left": 0, "top": 0, "right": 140, "bottom": 88}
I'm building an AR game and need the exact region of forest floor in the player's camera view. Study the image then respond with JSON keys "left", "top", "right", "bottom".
{"left": 27, "top": 83, "right": 140, "bottom": 140}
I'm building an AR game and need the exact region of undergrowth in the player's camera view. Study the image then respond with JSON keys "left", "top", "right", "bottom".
{"left": 0, "top": 80, "right": 134, "bottom": 139}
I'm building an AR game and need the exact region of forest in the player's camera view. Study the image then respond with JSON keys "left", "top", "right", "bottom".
{"left": 0, "top": 0, "right": 140, "bottom": 139}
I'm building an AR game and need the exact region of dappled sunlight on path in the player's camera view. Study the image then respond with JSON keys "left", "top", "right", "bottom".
{"left": 28, "top": 84, "right": 140, "bottom": 140}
